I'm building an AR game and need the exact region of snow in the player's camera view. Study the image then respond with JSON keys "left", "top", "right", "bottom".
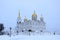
{"left": 0, "top": 35, "right": 60, "bottom": 40}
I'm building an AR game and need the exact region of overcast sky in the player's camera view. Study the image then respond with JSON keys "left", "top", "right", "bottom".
{"left": 0, "top": 0, "right": 60, "bottom": 32}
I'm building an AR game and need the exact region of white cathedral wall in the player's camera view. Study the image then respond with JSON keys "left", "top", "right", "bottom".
{"left": 15, "top": 19, "right": 46, "bottom": 35}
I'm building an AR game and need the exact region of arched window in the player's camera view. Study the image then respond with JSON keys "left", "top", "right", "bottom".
{"left": 40, "top": 30, "right": 43, "bottom": 32}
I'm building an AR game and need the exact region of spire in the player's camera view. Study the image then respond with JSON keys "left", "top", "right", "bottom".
{"left": 17, "top": 10, "right": 21, "bottom": 24}
{"left": 18, "top": 10, "right": 20, "bottom": 19}
{"left": 34, "top": 10, "right": 36, "bottom": 14}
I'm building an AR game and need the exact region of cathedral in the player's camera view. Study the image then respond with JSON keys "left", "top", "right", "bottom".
{"left": 0, "top": 10, "right": 60, "bottom": 35}
{"left": 16, "top": 10, "right": 46, "bottom": 35}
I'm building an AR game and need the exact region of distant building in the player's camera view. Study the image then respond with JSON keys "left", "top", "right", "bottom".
{"left": 16, "top": 10, "right": 46, "bottom": 35}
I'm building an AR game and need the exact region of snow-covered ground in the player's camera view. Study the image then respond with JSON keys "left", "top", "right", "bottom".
{"left": 0, "top": 35, "right": 60, "bottom": 40}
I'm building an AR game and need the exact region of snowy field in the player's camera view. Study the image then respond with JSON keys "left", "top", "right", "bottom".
{"left": 0, "top": 35, "right": 60, "bottom": 40}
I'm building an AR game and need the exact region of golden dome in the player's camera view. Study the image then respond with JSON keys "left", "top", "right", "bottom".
{"left": 32, "top": 10, "right": 37, "bottom": 17}
{"left": 32, "top": 13, "right": 37, "bottom": 16}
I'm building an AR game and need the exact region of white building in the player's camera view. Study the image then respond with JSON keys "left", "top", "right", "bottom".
{"left": 16, "top": 10, "right": 46, "bottom": 35}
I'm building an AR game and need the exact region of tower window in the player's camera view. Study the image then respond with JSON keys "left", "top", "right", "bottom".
{"left": 19, "top": 22, "right": 21, "bottom": 23}
{"left": 22, "top": 30, "right": 24, "bottom": 32}
{"left": 40, "top": 30, "right": 43, "bottom": 32}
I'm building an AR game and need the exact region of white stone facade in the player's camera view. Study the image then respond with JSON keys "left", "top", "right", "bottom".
{"left": 16, "top": 11, "right": 46, "bottom": 35}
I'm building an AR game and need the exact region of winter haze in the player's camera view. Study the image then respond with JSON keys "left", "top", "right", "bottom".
{"left": 0, "top": 0, "right": 60, "bottom": 32}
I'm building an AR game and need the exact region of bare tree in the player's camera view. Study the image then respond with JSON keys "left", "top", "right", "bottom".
{"left": 10, "top": 27, "right": 12, "bottom": 37}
